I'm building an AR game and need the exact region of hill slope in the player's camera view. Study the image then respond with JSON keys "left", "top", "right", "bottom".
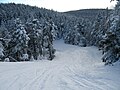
{"left": 0, "top": 40, "right": 120, "bottom": 90}
{"left": 65, "top": 9, "right": 112, "bottom": 21}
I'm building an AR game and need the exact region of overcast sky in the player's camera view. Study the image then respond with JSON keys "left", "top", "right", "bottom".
{"left": 0, "top": 0, "right": 117, "bottom": 12}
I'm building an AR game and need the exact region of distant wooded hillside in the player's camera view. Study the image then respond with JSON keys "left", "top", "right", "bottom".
{"left": 65, "top": 9, "right": 112, "bottom": 21}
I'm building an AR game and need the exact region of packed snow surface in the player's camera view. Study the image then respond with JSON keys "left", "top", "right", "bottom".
{"left": 0, "top": 40, "right": 120, "bottom": 90}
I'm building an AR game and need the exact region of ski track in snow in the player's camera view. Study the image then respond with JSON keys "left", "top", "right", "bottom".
{"left": 0, "top": 40, "right": 120, "bottom": 90}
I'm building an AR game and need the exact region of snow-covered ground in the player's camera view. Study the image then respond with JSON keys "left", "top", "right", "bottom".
{"left": 0, "top": 40, "right": 120, "bottom": 90}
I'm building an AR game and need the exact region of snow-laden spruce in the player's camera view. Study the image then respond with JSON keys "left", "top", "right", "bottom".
{"left": 7, "top": 18, "right": 30, "bottom": 61}
{"left": 0, "top": 41, "right": 4, "bottom": 61}
{"left": 98, "top": 1, "right": 120, "bottom": 65}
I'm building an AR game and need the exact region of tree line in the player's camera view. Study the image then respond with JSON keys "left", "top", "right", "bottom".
{"left": 0, "top": 1, "right": 120, "bottom": 65}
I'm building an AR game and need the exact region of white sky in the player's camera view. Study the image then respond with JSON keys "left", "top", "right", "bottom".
{"left": 0, "top": 0, "right": 117, "bottom": 12}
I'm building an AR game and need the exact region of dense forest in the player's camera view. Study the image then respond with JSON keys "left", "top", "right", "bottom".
{"left": 0, "top": 0, "right": 120, "bottom": 65}
{"left": 65, "top": 9, "right": 112, "bottom": 22}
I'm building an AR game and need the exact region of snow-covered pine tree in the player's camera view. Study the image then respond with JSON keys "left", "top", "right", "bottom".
{"left": 64, "top": 23, "right": 86, "bottom": 47}
{"left": 0, "top": 38, "right": 10, "bottom": 61}
{"left": 7, "top": 18, "right": 30, "bottom": 61}
{"left": 27, "top": 19, "right": 43, "bottom": 60}
{"left": 74, "top": 23, "right": 86, "bottom": 47}
{"left": 42, "top": 18, "right": 56, "bottom": 60}
{"left": 64, "top": 29, "right": 72, "bottom": 44}
{"left": 100, "top": 31, "right": 120, "bottom": 65}
{"left": 47, "top": 17, "right": 58, "bottom": 40}
{"left": 99, "top": 1, "right": 120, "bottom": 65}
{"left": 0, "top": 20, "right": 11, "bottom": 40}
{"left": 82, "top": 20, "right": 93, "bottom": 46}
{"left": 90, "top": 13, "right": 106, "bottom": 46}
{"left": 57, "top": 23, "right": 64, "bottom": 39}
{"left": 0, "top": 40, "right": 4, "bottom": 61}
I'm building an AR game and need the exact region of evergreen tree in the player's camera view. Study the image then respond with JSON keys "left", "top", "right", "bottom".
{"left": 64, "top": 23, "right": 86, "bottom": 47}
{"left": 42, "top": 19, "right": 56, "bottom": 60}
{"left": 27, "top": 19, "right": 43, "bottom": 60}
{"left": 0, "top": 40, "right": 4, "bottom": 61}
{"left": 99, "top": 0, "right": 120, "bottom": 65}
{"left": 7, "top": 18, "right": 30, "bottom": 61}
{"left": 100, "top": 15, "right": 120, "bottom": 65}
{"left": 0, "top": 21, "right": 9, "bottom": 38}
{"left": 90, "top": 13, "right": 106, "bottom": 46}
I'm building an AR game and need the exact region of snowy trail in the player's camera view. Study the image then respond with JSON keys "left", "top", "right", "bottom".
{"left": 0, "top": 40, "right": 120, "bottom": 90}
